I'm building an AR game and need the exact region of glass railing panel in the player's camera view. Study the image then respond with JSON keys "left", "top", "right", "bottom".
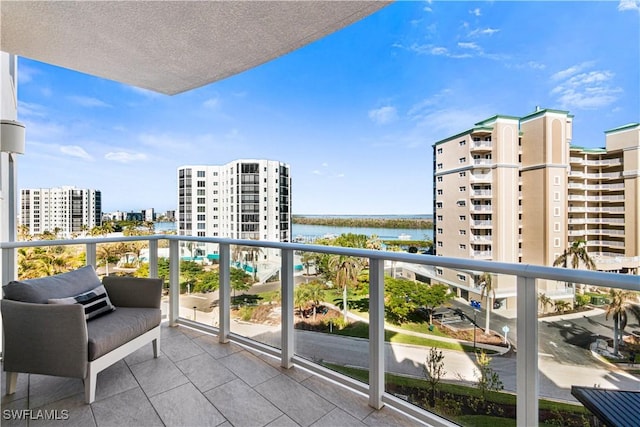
{"left": 292, "top": 250, "right": 370, "bottom": 385}
{"left": 226, "top": 244, "right": 282, "bottom": 350}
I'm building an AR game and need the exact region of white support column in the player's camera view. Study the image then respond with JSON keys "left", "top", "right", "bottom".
{"left": 169, "top": 239, "right": 180, "bottom": 326}
{"left": 86, "top": 243, "right": 96, "bottom": 269}
{"left": 369, "top": 258, "right": 385, "bottom": 409}
{"left": 149, "top": 239, "right": 158, "bottom": 278}
{"left": 218, "top": 243, "right": 230, "bottom": 343}
{"left": 280, "top": 248, "right": 294, "bottom": 369}
{"left": 517, "top": 275, "right": 538, "bottom": 427}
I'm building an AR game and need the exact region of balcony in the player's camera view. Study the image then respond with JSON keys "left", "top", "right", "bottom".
{"left": 471, "top": 159, "right": 492, "bottom": 167}
{"left": 470, "top": 189, "right": 492, "bottom": 198}
{"left": 1, "top": 235, "right": 639, "bottom": 427}
{"left": 470, "top": 173, "right": 492, "bottom": 183}
{"left": 470, "top": 141, "right": 492, "bottom": 151}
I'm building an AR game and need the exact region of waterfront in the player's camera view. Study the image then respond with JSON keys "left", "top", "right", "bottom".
{"left": 154, "top": 221, "right": 433, "bottom": 242}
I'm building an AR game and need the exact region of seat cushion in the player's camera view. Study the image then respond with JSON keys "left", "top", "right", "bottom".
{"left": 3, "top": 265, "right": 102, "bottom": 303}
{"left": 86, "top": 307, "right": 161, "bottom": 361}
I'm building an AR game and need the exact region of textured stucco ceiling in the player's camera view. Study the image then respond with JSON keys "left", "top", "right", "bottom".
{"left": 1, "top": 1, "right": 390, "bottom": 95}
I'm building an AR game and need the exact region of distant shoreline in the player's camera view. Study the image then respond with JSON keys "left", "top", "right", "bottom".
{"left": 292, "top": 215, "right": 433, "bottom": 229}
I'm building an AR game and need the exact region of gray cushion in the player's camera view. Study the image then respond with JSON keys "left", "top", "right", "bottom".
{"left": 2, "top": 265, "right": 102, "bottom": 303}
{"left": 86, "top": 307, "right": 161, "bottom": 361}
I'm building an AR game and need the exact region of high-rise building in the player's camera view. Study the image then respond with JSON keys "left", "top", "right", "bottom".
{"left": 433, "top": 108, "right": 639, "bottom": 309}
{"left": 177, "top": 159, "right": 291, "bottom": 267}
{"left": 20, "top": 186, "right": 102, "bottom": 237}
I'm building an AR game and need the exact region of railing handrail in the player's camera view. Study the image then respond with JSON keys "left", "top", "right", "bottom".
{"left": 2, "top": 235, "right": 638, "bottom": 291}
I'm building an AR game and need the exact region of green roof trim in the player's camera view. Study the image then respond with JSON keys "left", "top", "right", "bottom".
{"left": 474, "top": 114, "right": 520, "bottom": 126}
{"left": 570, "top": 145, "right": 606, "bottom": 153}
{"left": 604, "top": 123, "right": 639, "bottom": 134}
{"left": 520, "top": 108, "right": 571, "bottom": 121}
{"left": 433, "top": 126, "right": 493, "bottom": 146}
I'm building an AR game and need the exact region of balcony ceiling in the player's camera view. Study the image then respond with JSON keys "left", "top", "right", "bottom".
{"left": 0, "top": 1, "right": 390, "bottom": 95}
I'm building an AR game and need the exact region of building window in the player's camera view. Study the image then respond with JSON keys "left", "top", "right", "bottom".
{"left": 457, "top": 200, "right": 466, "bottom": 207}
{"left": 436, "top": 268, "right": 443, "bottom": 276}
{"left": 554, "top": 191, "right": 560, "bottom": 201}
{"left": 459, "top": 244, "right": 466, "bottom": 250}
{"left": 437, "top": 176, "right": 443, "bottom": 182}
{"left": 459, "top": 229, "right": 466, "bottom": 235}
{"left": 554, "top": 237, "right": 561, "bottom": 248}
{"left": 437, "top": 228, "right": 443, "bottom": 234}
{"left": 459, "top": 171, "right": 466, "bottom": 177}
{"left": 459, "top": 215, "right": 466, "bottom": 220}
{"left": 554, "top": 222, "right": 560, "bottom": 232}
{"left": 436, "top": 202, "right": 443, "bottom": 209}
{"left": 554, "top": 176, "right": 560, "bottom": 185}
{"left": 459, "top": 186, "right": 466, "bottom": 192}
{"left": 437, "top": 215, "right": 443, "bottom": 221}
{"left": 457, "top": 274, "right": 466, "bottom": 281}
{"left": 437, "top": 189, "right": 443, "bottom": 195}
{"left": 437, "top": 163, "right": 443, "bottom": 170}
{"left": 197, "top": 198, "right": 205, "bottom": 204}
{"left": 197, "top": 171, "right": 205, "bottom": 177}
{"left": 459, "top": 140, "right": 466, "bottom": 146}
{"left": 459, "top": 157, "right": 466, "bottom": 164}
{"left": 437, "top": 147, "right": 443, "bottom": 154}
{"left": 437, "top": 241, "right": 443, "bottom": 247}
{"left": 554, "top": 207, "right": 560, "bottom": 217}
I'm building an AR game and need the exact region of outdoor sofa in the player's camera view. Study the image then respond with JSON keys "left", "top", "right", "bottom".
{"left": 1, "top": 265, "right": 162, "bottom": 403}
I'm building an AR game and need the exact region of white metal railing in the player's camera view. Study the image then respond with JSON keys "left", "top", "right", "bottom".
{"left": 2, "top": 235, "right": 639, "bottom": 427}
{"left": 470, "top": 190, "right": 492, "bottom": 197}
{"left": 471, "top": 205, "right": 492, "bottom": 212}
{"left": 471, "top": 141, "right": 492, "bottom": 150}
{"left": 473, "top": 159, "right": 492, "bottom": 166}
{"left": 470, "top": 220, "right": 492, "bottom": 227}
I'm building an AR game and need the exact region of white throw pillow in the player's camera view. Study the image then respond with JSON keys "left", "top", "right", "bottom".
{"left": 49, "top": 285, "right": 116, "bottom": 320}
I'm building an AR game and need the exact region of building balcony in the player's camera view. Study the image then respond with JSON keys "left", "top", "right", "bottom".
{"left": 470, "top": 141, "right": 492, "bottom": 151}
{"left": 569, "top": 156, "right": 584, "bottom": 164}
{"left": 470, "top": 205, "right": 492, "bottom": 213}
{"left": 470, "top": 189, "right": 492, "bottom": 198}
{"left": 470, "top": 173, "right": 492, "bottom": 183}
{"left": 1, "top": 235, "right": 639, "bottom": 427}
{"left": 470, "top": 219, "right": 493, "bottom": 228}
{"left": 472, "top": 159, "right": 492, "bottom": 167}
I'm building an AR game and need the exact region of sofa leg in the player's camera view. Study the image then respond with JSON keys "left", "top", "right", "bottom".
{"left": 152, "top": 337, "right": 160, "bottom": 358}
{"left": 6, "top": 372, "right": 18, "bottom": 394}
{"left": 84, "top": 368, "right": 97, "bottom": 404}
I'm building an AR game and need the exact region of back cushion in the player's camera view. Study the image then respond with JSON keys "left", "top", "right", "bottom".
{"left": 2, "top": 265, "right": 102, "bottom": 303}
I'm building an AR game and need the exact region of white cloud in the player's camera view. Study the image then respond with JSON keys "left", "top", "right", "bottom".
{"left": 550, "top": 64, "right": 622, "bottom": 109}
{"left": 18, "top": 64, "right": 38, "bottom": 84}
{"left": 312, "top": 170, "right": 322, "bottom": 175}
{"left": 138, "top": 133, "right": 194, "bottom": 151}
{"left": 60, "top": 145, "right": 94, "bottom": 161}
{"left": 68, "top": 95, "right": 111, "bottom": 108}
{"left": 321, "top": 162, "right": 329, "bottom": 167}
{"left": 127, "top": 86, "right": 163, "bottom": 98}
{"left": 18, "top": 101, "right": 47, "bottom": 118}
{"left": 104, "top": 152, "right": 148, "bottom": 163}
{"left": 458, "top": 42, "right": 481, "bottom": 51}
{"left": 203, "top": 96, "right": 220, "bottom": 109}
{"left": 551, "top": 61, "right": 595, "bottom": 81}
{"left": 618, "top": 0, "right": 640, "bottom": 12}
{"left": 527, "top": 61, "right": 546, "bottom": 70}
{"left": 424, "top": 6, "right": 432, "bottom": 12}
{"left": 468, "top": 27, "right": 500, "bottom": 37}
{"left": 368, "top": 106, "right": 398, "bottom": 125}
{"left": 469, "top": 8, "right": 481, "bottom": 16}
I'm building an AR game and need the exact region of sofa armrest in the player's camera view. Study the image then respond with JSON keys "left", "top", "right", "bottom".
{"left": 1, "top": 299, "right": 88, "bottom": 379}
{"left": 102, "top": 276, "right": 162, "bottom": 309}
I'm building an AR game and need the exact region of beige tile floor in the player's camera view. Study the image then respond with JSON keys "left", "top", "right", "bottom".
{"left": 1, "top": 323, "right": 426, "bottom": 427}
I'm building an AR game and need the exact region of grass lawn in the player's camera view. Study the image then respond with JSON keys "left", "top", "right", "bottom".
{"left": 331, "top": 321, "right": 488, "bottom": 353}
{"left": 323, "top": 363, "right": 588, "bottom": 424}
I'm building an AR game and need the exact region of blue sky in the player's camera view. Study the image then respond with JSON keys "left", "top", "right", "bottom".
{"left": 16, "top": 1, "right": 640, "bottom": 215}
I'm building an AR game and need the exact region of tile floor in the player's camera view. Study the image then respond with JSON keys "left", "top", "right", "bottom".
{"left": 1, "top": 323, "right": 427, "bottom": 426}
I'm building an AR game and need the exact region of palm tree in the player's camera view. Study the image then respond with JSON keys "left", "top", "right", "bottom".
{"left": 478, "top": 272, "right": 495, "bottom": 335}
{"left": 553, "top": 300, "right": 571, "bottom": 314}
{"left": 246, "top": 245, "right": 263, "bottom": 282}
{"left": 538, "top": 293, "right": 553, "bottom": 314}
{"left": 300, "top": 252, "right": 315, "bottom": 275}
{"left": 553, "top": 239, "right": 596, "bottom": 294}
{"left": 605, "top": 289, "right": 636, "bottom": 356}
{"left": 327, "top": 255, "right": 363, "bottom": 322}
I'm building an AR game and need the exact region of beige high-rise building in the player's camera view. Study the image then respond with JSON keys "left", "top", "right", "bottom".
{"left": 433, "top": 108, "right": 639, "bottom": 310}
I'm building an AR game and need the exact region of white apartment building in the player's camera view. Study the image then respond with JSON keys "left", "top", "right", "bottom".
{"left": 20, "top": 186, "right": 102, "bottom": 237}
{"left": 177, "top": 159, "right": 291, "bottom": 271}
{"left": 433, "top": 108, "right": 639, "bottom": 309}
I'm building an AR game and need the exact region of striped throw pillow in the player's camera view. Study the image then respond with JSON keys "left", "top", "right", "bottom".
{"left": 48, "top": 285, "right": 116, "bottom": 320}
